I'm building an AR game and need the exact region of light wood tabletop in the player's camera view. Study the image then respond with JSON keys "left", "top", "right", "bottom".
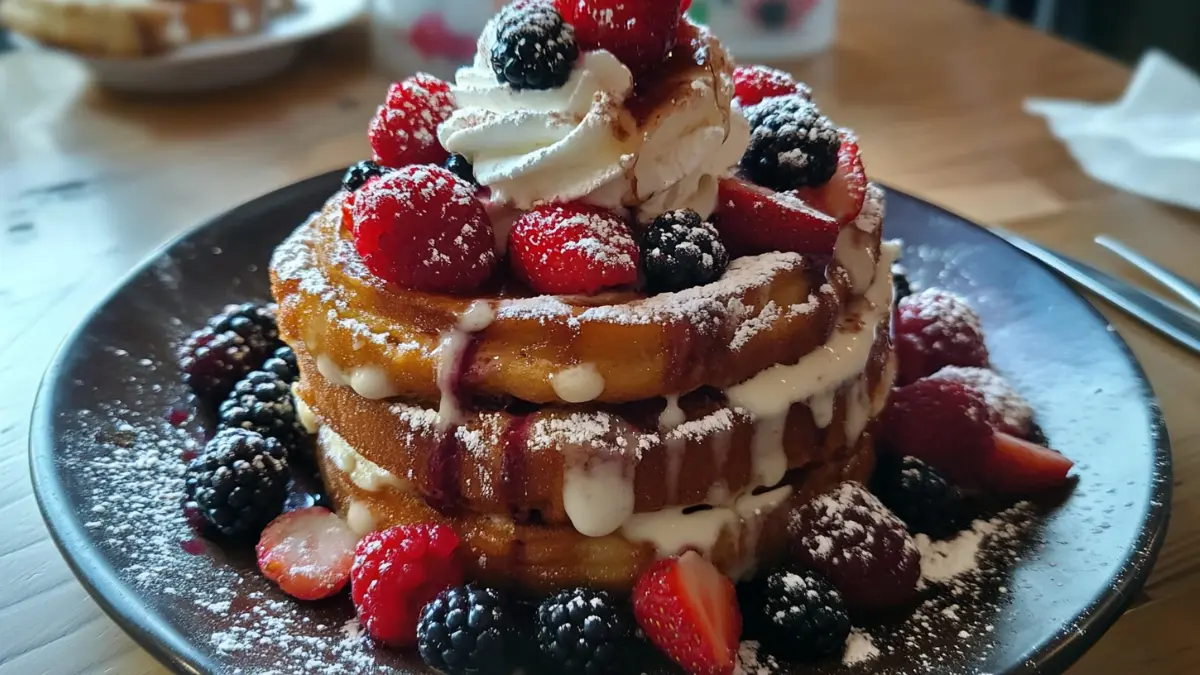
{"left": 2, "top": 1, "right": 1199, "bottom": 673}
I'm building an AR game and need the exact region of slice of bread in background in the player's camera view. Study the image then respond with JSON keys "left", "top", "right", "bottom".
{"left": 0, "top": 0, "right": 297, "bottom": 58}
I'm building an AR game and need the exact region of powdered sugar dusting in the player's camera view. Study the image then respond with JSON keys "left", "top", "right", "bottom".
{"left": 842, "top": 629, "right": 880, "bottom": 665}
{"left": 931, "top": 366, "right": 1034, "bottom": 436}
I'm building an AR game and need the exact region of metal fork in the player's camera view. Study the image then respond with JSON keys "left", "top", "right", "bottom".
{"left": 992, "top": 229, "right": 1200, "bottom": 356}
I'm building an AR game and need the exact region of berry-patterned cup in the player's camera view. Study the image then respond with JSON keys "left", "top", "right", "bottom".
{"left": 369, "top": 0, "right": 499, "bottom": 79}
{"left": 687, "top": 0, "right": 837, "bottom": 60}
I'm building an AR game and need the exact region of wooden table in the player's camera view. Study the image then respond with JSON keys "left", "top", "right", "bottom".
{"left": 2, "top": 1, "right": 1198, "bottom": 673}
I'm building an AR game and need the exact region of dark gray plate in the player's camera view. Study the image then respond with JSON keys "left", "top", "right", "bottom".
{"left": 30, "top": 172, "right": 1171, "bottom": 675}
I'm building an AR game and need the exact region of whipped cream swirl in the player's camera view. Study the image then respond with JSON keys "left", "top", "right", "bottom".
{"left": 438, "top": 21, "right": 749, "bottom": 223}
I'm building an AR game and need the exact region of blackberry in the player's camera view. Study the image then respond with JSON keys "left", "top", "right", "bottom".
{"left": 741, "top": 567, "right": 850, "bottom": 662}
{"left": 417, "top": 585, "right": 516, "bottom": 675}
{"left": 262, "top": 345, "right": 299, "bottom": 384}
{"left": 184, "top": 428, "right": 290, "bottom": 538}
{"left": 872, "top": 454, "right": 966, "bottom": 540}
{"left": 535, "top": 588, "right": 640, "bottom": 675}
{"left": 179, "top": 328, "right": 262, "bottom": 401}
{"left": 490, "top": 3, "right": 578, "bottom": 91}
{"left": 444, "top": 153, "right": 478, "bottom": 185}
{"left": 740, "top": 95, "right": 840, "bottom": 191}
{"left": 893, "top": 266, "right": 912, "bottom": 303}
{"left": 207, "top": 302, "right": 279, "bottom": 346}
{"left": 642, "top": 209, "right": 730, "bottom": 293}
{"left": 343, "top": 160, "right": 385, "bottom": 192}
{"left": 218, "top": 370, "right": 307, "bottom": 449}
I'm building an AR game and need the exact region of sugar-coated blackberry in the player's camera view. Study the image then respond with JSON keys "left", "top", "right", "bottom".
{"left": 490, "top": 3, "right": 578, "bottom": 91}
{"left": 184, "top": 428, "right": 290, "bottom": 538}
{"left": 535, "top": 587, "right": 641, "bottom": 675}
{"left": 872, "top": 454, "right": 966, "bottom": 540}
{"left": 444, "top": 153, "right": 478, "bottom": 185}
{"left": 218, "top": 370, "right": 307, "bottom": 449}
{"left": 417, "top": 584, "right": 516, "bottom": 675}
{"left": 642, "top": 209, "right": 730, "bottom": 293}
{"left": 741, "top": 567, "right": 850, "bottom": 662}
{"left": 740, "top": 94, "right": 840, "bottom": 191}
{"left": 261, "top": 345, "right": 299, "bottom": 384}
{"left": 343, "top": 160, "right": 385, "bottom": 192}
{"left": 893, "top": 266, "right": 912, "bottom": 303}
{"left": 207, "top": 302, "right": 279, "bottom": 346}
{"left": 179, "top": 328, "right": 262, "bottom": 401}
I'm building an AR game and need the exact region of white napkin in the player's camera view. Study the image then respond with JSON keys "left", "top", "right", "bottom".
{"left": 1025, "top": 49, "right": 1200, "bottom": 211}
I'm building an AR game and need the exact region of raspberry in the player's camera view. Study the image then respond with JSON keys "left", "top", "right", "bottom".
{"left": 740, "top": 567, "right": 850, "bottom": 661}
{"left": 732, "top": 65, "right": 811, "bottom": 107}
{"left": 352, "top": 166, "right": 497, "bottom": 294}
{"left": 368, "top": 74, "right": 456, "bottom": 169}
{"left": 508, "top": 203, "right": 639, "bottom": 295}
{"left": 880, "top": 378, "right": 995, "bottom": 488}
{"left": 929, "top": 366, "right": 1034, "bottom": 438}
{"left": 184, "top": 428, "right": 290, "bottom": 539}
{"left": 788, "top": 482, "right": 920, "bottom": 614}
{"left": 641, "top": 209, "right": 729, "bottom": 293}
{"left": 351, "top": 524, "right": 464, "bottom": 648}
{"left": 894, "top": 288, "right": 990, "bottom": 385}
{"left": 491, "top": 2, "right": 579, "bottom": 90}
{"left": 556, "top": 0, "right": 682, "bottom": 75}
{"left": 741, "top": 94, "right": 840, "bottom": 191}
{"left": 871, "top": 454, "right": 966, "bottom": 540}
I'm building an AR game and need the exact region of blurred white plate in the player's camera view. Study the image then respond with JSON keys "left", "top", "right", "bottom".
{"left": 13, "top": 0, "right": 366, "bottom": 93}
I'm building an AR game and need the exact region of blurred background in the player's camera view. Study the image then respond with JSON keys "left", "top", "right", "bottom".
{"left": 975, "top": 0, "right": 1200, "bottom": 69}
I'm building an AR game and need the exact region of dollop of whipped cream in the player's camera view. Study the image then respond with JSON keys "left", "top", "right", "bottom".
{"left": 438, "top": 20, "right": 749, "bottom": 223}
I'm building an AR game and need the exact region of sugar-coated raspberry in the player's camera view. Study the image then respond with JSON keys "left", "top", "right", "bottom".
{"left": 368, "top": 74, "right": 456, "bottom": 169}
{"left": 880, "top": 378, "right": 995, "bottom": 489}
{"left": 352, "top": 166, "right": 497, "bottom": 294}
{"left": 929, "top": 365, "right": 1034, "bottom": 437}
{"left": 508, "top": 203, "right": 639, "bottom": 295}
{"left": 351, "top": 524, "right": 464, "bottom": 648}
{"left": 894, "top": 288, "right": 990, "bottom": 385}
{"left": 788, "top": 482, "right": 920, "bottom": 614}
{"left": 556, "top": 0, "right": 683, "bottom": 75}
{"left": 733, "top": 65, "right": 811, "bottom": 107}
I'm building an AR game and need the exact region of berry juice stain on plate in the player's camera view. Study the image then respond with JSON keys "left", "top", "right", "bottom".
{"left": 30, "top": 1, "right": 1169, "bottom": 674}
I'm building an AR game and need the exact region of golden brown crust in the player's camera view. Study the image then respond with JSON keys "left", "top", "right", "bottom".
{"left": 0, "top": 0, "right": 294, "bottom": 58}
{"left": 319, "top": 428, "right": 876, "bottom": 593}
{"left": 293, "top": 321, "right": 891, "bottom": 524}
{"left": 271, "top": 195, "right": 884, "bottom": 405}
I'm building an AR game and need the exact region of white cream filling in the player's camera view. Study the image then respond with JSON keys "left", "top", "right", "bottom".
{"left": 319, "top": 427, "right": 409, "bottom": 493}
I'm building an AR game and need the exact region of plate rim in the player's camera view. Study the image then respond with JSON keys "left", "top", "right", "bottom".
{"left": 28, "top": 172, "right": 1173, "bottom": 675}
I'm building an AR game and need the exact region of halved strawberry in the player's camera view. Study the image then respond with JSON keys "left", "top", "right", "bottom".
{"left": 633, "top": 551, "right": 741, "bottom": 675}
{"left": 257, "top": 507, "right": 358, "bottom": 601}
{"left": 981, "top": 432, "right": 1075, "bottom": 494}
{"left": 794, "top": 133, "right": 867, "bottom": 225}
{"left": 713, "top": 177, "right": 839, "bottom": 256}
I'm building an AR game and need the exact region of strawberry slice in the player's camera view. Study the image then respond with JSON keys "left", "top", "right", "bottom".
{"left": 633, "top": 551, "right": 741, "bottom": 675}
{"left": 713, "top": 177, "right": 839, "bottom": 256}
{"left": 257, "top": 507, "right": 358, "bottom": 601}
{"left": 981, "top": 432, "right": 1075, "bottom": 494}
{"left": 794, "top": 133, "right": 867, "bottom": 225}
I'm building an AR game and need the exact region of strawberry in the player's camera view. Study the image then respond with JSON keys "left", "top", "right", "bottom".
{"left": 368, "top": 73, "right": 456, "bottom": 169}
{"left": 794, "top": 133, "right": 867, "bottom": 225}
{"left": 256, "top": 507, "right": 358, "bottom": 601}
{"left": 713, "top": 177, "right": 839, "bottom": 256}
{"left": 732, "top": 65, "right": 810, "bottom": 107}
{"left": 507, "top": 203, "right": 639, "bottom": 295}
{"left": 982, "top": 432, "right": 1075, "bottom": 494}
{"left": 894, "top": 288, "right": 990, "bottom": 385}
{"left": 557, "top": 0, "right": 684, "bottom": 75}
{"left": 352, "top": 165, "right": 497, "bottom": 294}
{"left": 880, "top": 378, "right": 995, "bottom": 489}
{"left": 633, "top": 551, "right": 741, "bottom": 675}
